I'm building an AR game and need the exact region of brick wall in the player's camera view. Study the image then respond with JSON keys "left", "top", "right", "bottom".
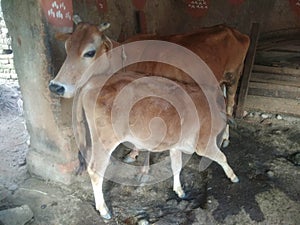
{"left": 0, "top": 1, "right": 17, "bottom": 81}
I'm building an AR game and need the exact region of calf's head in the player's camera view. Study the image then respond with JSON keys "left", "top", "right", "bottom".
{"left": 49, "top": 17, "right": 111, "bottom": 98}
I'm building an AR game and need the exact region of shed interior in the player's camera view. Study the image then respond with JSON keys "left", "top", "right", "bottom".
{"left": 0, "top": 1, "right": 299, "bottom": 224}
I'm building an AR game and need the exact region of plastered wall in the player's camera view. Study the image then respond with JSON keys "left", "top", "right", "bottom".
{"left": 0, "top": 1, "right": 16, "bottom": 81}
{"left": 73, "top": 0, "right": 300, "bottom": 38}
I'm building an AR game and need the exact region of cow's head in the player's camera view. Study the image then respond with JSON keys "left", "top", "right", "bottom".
{"left": 49, "top": 15, "right": 111, "bottom": 98}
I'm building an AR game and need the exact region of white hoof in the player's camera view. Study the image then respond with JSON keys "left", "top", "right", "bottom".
{"left": 100, "top": 211, "right": 112, "bottom": 220}
{"left": 222, "top": 139, "right": 230, "bottom": 148}
{"left": 99, "top": 205, "right": 111, "bottom": 220}
{"left": 231, "top": 176, "right": 239, "bottom": 183}
{"left": 174, "top": 187, "right": 186, "bottom": 198}
{"left": 123, "top": 155, "right": 137, "bottom": 163}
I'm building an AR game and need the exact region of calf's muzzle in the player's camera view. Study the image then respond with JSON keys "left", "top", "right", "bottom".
{"left": 49, "top": 82, "right": 65, "bottom": 96}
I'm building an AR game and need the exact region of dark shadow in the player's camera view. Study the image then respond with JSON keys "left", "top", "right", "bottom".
{"left": 209, "top": 119, "right": 300, "bottom": 222}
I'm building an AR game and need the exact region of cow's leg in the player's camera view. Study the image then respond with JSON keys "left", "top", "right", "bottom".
{"left": 223, "top": 67, "right": 243, "bottom": 147}
{"left": 199, "top": 143, "right": 239, "bottom": 183}
{"left": 136, "top": 151, "right": 150, "bottom": 183}
{"left": 226, "top": 64, "right": 244, "bottom": 117}
{"left": 87, "top": 165, "right": 111, "bottom": 220}
{"left": 226, "top": 83, "right": 238, "bottom": 117}
{"left": 170, "top": 149, "right": 185, "bottom": 198}
{"left": 86, "top": 142, "right": 116, "bottom": 220}
{"left": 220, "top": 84, "right": 230, "bottom": 148}
{"left": 221, "top": 124, "right": 230, "bottom": 148}
{"left": 141, "top": 151, "right": 150, "bottom": 174}
{"left": 81, "top": 91, "right": 118, "bottom": 219}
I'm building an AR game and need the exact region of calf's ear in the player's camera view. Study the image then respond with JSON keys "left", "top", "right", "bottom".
{"left": 55, "top": 33, "right": 72, "bottom": 41}
{"left": 73, "top": 15, "right": 82, "bottom": 25}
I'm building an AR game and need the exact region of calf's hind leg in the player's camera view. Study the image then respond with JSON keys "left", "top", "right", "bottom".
{"left": 123, "top": 147, "right": 139, "bottom": 163}
{"left": 198, "top": 143, "right": 239, "bottom": 183}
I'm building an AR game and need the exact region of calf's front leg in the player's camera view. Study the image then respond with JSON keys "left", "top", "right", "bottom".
{"left": 86, "top": 142, "right": 116, "bottom": 220}
{"left": 87, "top": 166, "right": 111, "bottom": 220}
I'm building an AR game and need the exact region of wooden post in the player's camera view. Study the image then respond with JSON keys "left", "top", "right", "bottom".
{"left": 132, "top": 0, "right": 147, "bottom": 34}
{"left": 135, "top": 10, "right": 147, "bottom": 34}
{"left": 236, "top": 23, "right": 260, "bottom": 118}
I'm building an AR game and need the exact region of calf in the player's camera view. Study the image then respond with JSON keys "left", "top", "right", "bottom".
{"left": 48, "top": 19, "right": 243, "bottom": 219}
{"left": 69, "top": 71, "right": 238, "bottom": 219}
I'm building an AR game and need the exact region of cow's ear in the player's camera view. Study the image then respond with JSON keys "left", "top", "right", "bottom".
{"left": 102, "top": 35, "right": 113, "bottom": 51}
{"left": 55, "top": 33, "right": 72, "bottom": 41}
{"left": 73, "top": 15, "right": 82, "bottom": 25}
{"left": 99, "top": 22, "right": 110, "bottom": 32}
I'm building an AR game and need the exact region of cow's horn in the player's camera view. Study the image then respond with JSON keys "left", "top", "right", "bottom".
{"left": 99, "top": 22, "right": 110, "bottom": 32}
{"left": 73, "top": 15, "right": 82, "bottom": 25}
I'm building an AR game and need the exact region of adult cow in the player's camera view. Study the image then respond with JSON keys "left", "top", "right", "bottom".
{"left": 50, "top": 18, "right": 249, "bottom": 116}
{"left": 49, "top": 18, "right": 249, "bottom": 154}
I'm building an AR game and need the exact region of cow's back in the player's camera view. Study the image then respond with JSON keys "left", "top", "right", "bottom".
{"left": 83, "top": 72, "right": 225, "bottom": 152}
{"left": 125, "top": 24, "right": 250, "bottom": 85}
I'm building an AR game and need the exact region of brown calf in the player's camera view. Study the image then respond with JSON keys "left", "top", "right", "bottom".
{"left": 68, "top": 71, "right": 238, "bottom": 219}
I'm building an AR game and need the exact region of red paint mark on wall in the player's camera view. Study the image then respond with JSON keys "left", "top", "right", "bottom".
{"left": 228, "top": 0, "right": 244, "bottom": 5}
{"left": 289, "top": 0, "right": 300, "bottom": 16}
{"left": 40, "top": 0, "right": 73, "bottom": 28}
{"left": 132, "top": 0, "right": 147, "bottom": 10}
{"left": 185, "top": 0, "right": 210, "bottom": 17}
{"left": 95, "top": 0, "right": 108, "bottom": 13}
{"left": 85, "top": 0, "right": 108, "bottom": 13}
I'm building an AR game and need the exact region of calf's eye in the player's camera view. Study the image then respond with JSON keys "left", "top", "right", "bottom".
{"left": 83, "top": 50, "right": 96, "bottom": 58}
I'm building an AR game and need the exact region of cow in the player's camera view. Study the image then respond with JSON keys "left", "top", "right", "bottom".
{"left": 53, "top": 69, "right": 239, "bottom": 219}
{"left": 49, "top": 17, "right": 244, "bottom": 219}
{"left": 50, "top": 18, "right": 249, "bottom": 116}
{"left": 49, "top": 18, "right": 250, "bottom": 161}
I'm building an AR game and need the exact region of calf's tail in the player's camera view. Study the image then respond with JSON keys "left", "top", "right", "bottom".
{"left": 75, "top": 150, "right": 87, "bottom": 175}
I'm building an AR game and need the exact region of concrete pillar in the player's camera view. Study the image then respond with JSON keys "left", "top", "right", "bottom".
{"left": 1, "top": 0, "right": 78, "bottom": 184}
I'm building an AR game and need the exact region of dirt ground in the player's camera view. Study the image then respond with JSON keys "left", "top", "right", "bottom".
{"left": 0, "top": 80, "right": 300, "bottom": 225}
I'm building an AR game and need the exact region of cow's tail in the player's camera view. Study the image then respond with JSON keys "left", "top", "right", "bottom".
{"left": 227, "top": 115, "right": 237, "bottom": 128}
{"left": 73, "top": 84, "right": 88, "bottom": 176}
{"left": 76, "top": 150, "right": 87, "bottom": 175}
